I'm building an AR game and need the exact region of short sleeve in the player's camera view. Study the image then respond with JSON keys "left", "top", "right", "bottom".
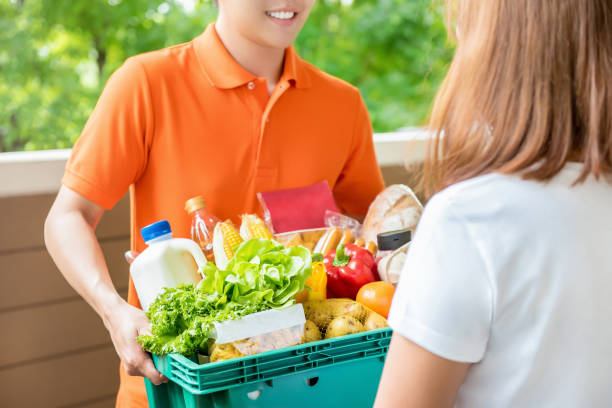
{"left": 62, "top": 57, "right": 154, "bottom": 209}
{"left": 332, "top": 91, "right": 385, "bottom": 216}
{"left": 387, "top": 193, "right": 494, "bottom": 363}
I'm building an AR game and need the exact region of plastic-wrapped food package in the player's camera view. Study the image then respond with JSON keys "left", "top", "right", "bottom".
{"left": 209, "top": 304, "right": 306, "bottom": 363}
{"left": 257, "top": 181, "right": 340, "bottom": 233}
{"left": 274, "top": 228, "right": 328, "bottom": 252}
{"left": 324, "top": 210, "right": 362, "bottom": 237}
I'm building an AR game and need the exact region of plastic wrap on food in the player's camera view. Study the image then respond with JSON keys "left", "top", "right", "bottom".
{"left": 209, "top": 304, "right": 306, "bottom": 362}
{"left": 324, "top": 210, "right": 362, "bottom": 237}
{"left": 274, "top": 228, "right": 328, "bottom": 253}
{"left": 257, "top": 181, "right": 340, "bottom": 234}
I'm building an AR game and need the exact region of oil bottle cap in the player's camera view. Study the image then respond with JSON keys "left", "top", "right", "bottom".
{"left": 377, "top": 229, "right": 412, "bottom": 251}
{"left": 141, "top": 220, "right": 172, "bottom": 243}
{"left": 185, "top": 196, "right": 207, "bottom": 214}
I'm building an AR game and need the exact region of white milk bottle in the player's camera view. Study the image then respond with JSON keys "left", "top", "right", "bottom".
{"left": 130, "top": 220, "right": 207, "bottom": 311}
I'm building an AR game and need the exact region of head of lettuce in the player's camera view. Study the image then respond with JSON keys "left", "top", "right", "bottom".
{"left": 137, "top": 239, "right": 312, "bottom": 356}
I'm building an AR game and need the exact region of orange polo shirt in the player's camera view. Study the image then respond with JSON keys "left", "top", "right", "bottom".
{"left": 63, "top": 23, "right": 384, "bottom": 407}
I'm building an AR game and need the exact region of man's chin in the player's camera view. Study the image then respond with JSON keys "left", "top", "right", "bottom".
{"left": 256, "top": 36, "right": 297, "bottom": 51}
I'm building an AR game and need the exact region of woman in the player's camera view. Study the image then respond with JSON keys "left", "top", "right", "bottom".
{"left": 375, "top": 1, "right": 612, "bottom": 407}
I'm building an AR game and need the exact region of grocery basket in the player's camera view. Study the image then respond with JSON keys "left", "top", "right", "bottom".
{"left": 145, "top": 327, "right": 392, "bottom": 408}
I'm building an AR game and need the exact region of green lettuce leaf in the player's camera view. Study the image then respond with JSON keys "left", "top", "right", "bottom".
{"left": 137, "top": 239, "right": 311, "bottom": 356}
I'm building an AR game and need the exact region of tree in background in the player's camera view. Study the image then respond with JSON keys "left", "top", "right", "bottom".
{"left": 0, "top": 0, "right": 451, "bottom": 152}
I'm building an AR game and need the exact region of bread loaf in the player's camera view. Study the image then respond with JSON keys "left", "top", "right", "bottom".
{"left": 361, "top": 185, "right": 423, "bottom": 243}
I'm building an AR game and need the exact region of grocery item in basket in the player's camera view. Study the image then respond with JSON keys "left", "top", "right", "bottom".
{"left": 313, "top": 226, "right": 343, "bottom": 255}
{"left": 275, "top": 228, "right": 328, "bottom": 252}
{"left": 324, "top": 210, "right": 362, "bottom": 237}
{"left": 361, "top": 185, "right": 423, "bottom": 244}
{"left": 138, "top": 239, "right": 312, "bottom": 356}
{"left": 376, "top": 228, "right": 412, "bottom": 259}
{"left": 303, "top": 299, "right": 387, "bottom": 339}
{"left": 185, "top": 196, "right": 220, "bottom": 262}
{"left": 314, "top": 227, "right": 377, "bottom": 257}
{"left": 303, "top": 320, "right": 322, "bottom": 342}
{"left": 325, "top": 315, "right": 364, "bottom": 339}
{"left": 130, "top": 220, "right": 207, "bottom": 312}
{"left": 377, "top": 241, "right": 410, "bottom": 285}
{"left": 212, "top": 220, "right": 243, "bottom": 270}
{"left": 295, "top": 257, "right": 327, "bottom": 303}
{"left": 209, "top": 304, "right": 306, "bottom": 362}
{"left": 363, "top": 311, "right": 388, "bottom": 331}
{"left": 323, "top": 243, "right": 378, "bottom": 299}
{"left": 356, "top": 281, "right": 396, "bottom": 319}
{"left": 258, "top": 181, "right": 340, "bottom": 233}
{"left": 239, "top": 214, "right": 274, "bottom": 240}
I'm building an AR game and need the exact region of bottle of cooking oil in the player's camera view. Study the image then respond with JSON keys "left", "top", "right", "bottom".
{"left": 185, "top": 196, "right": 220, "bottom": 262}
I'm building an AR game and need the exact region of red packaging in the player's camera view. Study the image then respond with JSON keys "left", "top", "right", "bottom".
{"left": 258, "top": 181, "right": 340, "bottom": 234}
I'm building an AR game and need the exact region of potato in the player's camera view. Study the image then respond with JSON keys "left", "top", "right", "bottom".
{"left": 363, "top": 311, "right": 388, "bottom": 331}
{"left": 303, "top": 320, "right": 322, "bottom": 343}
{"left": 325, "top": 315, "right": 364, "bottom": 339}
{"left": 304, "top": 300, "right": 334, "bottom": 327}
{"left": 305, "top": 299, "right": 370, "bottom": 329}
{"left": 341, "top": 301, "right": 369, "bottom": 323}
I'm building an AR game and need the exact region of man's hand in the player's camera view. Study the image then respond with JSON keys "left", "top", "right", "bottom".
{"left": 45, "top": 186, "right": 168, "bottom": 386}
{"left": 103, "top": 300, "right": 168, "bottom": 385}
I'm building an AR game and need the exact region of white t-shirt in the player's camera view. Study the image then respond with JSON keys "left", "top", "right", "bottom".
{"left": 388, "top": 163, "right": 612, "bottom": 407}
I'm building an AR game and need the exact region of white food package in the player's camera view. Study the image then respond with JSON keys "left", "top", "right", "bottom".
{"left": 377, "top": 242, "right": 411, "bottom": 286}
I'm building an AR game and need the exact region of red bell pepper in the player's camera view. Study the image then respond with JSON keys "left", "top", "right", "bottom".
{"left": 324, "top": 243, "right": 378, "bottom": 299}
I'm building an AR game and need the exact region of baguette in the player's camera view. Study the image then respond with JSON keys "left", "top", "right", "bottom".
{"left": 362, "top": 185, "right": 423, "bottom": 243}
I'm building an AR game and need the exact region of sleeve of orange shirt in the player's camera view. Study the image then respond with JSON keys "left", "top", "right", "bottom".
{"left": 62, "top": 57, "right": 153, "bottom": 210}
{"left": 333, "top": 91, "right": 385, "bottom": 216}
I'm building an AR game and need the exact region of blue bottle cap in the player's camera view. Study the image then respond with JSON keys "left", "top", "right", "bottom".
{"left": 141, "top": 220, "right": 172, "bottom": 243}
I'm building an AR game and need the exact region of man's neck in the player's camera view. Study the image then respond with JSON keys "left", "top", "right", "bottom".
{"left": 215, "top": 20, "right": 285, "bottom": 95}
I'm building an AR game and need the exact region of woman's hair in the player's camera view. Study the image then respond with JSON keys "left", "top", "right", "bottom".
{"left": 425, "top": 0, "right": 612, "bottom": 194}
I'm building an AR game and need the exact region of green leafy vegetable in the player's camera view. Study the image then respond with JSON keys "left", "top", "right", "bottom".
{"left": 137, "top": 239, "right": 312, "bottom": 356}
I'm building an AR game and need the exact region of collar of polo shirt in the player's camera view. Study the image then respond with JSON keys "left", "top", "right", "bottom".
{"left": 194, "top": 23, "right": 312, "bottom": 90}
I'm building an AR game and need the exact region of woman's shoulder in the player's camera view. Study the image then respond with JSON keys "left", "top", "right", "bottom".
{"left": 422, "top": 172, "right": 549, "bottom": 232}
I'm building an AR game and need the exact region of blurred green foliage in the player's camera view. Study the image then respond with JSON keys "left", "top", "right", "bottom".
{"left": 0, "top": 0, "right": 452, "bottom": 152}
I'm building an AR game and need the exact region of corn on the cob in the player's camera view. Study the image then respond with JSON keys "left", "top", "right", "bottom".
{"left": 239, "top": 214, "right": 274, "bottom": 240}
{"left": 213, "top": 221, "right": 243, "bottom": 270}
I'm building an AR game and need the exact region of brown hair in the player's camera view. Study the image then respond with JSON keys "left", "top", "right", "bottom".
{"left": 425, "top": 0, "right": 612, "bottom": 194}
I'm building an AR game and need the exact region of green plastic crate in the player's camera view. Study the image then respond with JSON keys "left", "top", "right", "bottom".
{"left": 145, "top": 328, "right": 392, "bottom": 408}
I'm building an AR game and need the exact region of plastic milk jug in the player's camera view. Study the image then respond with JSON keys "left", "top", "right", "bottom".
{"left": 130, "top": 220, "right": 207, "bottom": 311}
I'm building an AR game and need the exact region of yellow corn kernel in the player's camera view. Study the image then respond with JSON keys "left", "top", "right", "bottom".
{"left": 220, "top": 222, "right": 243, "bottom": 260}
{"left": 240, "top": 214, "right": 274, "bottom": 240}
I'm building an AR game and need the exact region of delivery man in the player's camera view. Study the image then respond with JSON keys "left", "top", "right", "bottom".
{"left": 44, "top": 0, "right": 385, "bottom": 406}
